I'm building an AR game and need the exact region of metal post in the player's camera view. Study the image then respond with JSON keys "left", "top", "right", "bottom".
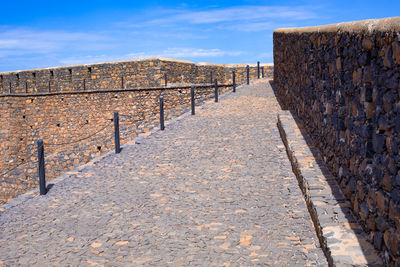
{"left": 214, "top": 79, "right": 218, "bottom": 103}
{"left": 121, "top": 76, "right": 124, "bottom": 89}
{"left": 164, "top": 73, "right": 167, "bottom": 87}
{"left": 191, "top": 86, "right": 195, "bottom": 115}
{"left": 246, "top": 65, "right": 250, "bottom": 85}
{"left": 48, "top": 81, "right": 51, "bottom": 92}
{"left": 210, "top": 71, "right": 213, "bottom": 84}
{"left": 114, "top": 112, "right": 121, "bottom": 154}
{"left": 257, "top": 61, "right": 260, "bottom": 79}
{"left": 262, "top": 67, "right": 264, "bottom": 78}
{"left": 9, "top": 82, "right": 11, "bottom": 94}
{"left": 83, "top": 79, "right": 86, "bottom": 90}
{"left": 233, "top": 70, "right": 236, "bottom": 93}
{"left": 25, "top": 82, "right": 28, "bottom": 93}
{"left": 160, "top": 96, "right": 165, "bottom": 130}
{"left": 37, "top": 139, "right": 47, "bottom": 195}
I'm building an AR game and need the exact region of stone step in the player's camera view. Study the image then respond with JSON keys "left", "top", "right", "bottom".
{"left": 277, "top": 110, "right": 382, "bottom": 267}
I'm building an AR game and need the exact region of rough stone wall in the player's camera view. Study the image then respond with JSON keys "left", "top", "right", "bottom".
{"left": 0, "top": 58, "right": 273, "bottom": 204}
{"left": 0, "top": 58, "right": 273, "bottom": 94}
{"left": 274, "top": 17, "right": 400, "bottom": 264}
{"left": 0, "top": 60, "right": 162, "bottom": 93}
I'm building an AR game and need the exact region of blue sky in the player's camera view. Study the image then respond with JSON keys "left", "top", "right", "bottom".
{"left": 0, "top": 0, "right": 399, "bottom": 72}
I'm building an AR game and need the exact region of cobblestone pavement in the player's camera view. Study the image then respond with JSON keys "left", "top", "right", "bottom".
{"left": 0, "top": 79, "right": 327, "bottom": 266}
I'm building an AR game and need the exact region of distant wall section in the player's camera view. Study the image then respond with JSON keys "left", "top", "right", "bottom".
{"left": 0, "top": 58, "right": 273, "bottom": 94}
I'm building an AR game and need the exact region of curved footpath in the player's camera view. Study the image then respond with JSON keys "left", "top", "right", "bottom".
{"left": 0, "top": 80, "right": 327, "bottom": 266}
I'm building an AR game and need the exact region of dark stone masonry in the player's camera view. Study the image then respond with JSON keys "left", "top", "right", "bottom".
{"left": 274, "top": 17, "right": 400, "bottom": 264}
{"left": 0, "top": 57, "right": 273, "bottom": 204}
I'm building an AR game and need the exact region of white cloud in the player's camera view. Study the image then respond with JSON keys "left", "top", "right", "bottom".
{"left": 145, "top": 5, "right": 317, "bottom": 26}
{"left": 118, "top": 5, "right": 318, "bottom": 33}
{"left": 0, "top": 28, "right": 110, "bottom": 57}
{"left": 130, "top": 48, "right": 244, "bottom": 58}
{"left": 59, "top": 54, "right": 129, "bottom": 65}
{"left": 59, "top": 48, "right": 244, "bottom": 65}
{"left": 217, "top": 21, "right": 277, "bottom": 32}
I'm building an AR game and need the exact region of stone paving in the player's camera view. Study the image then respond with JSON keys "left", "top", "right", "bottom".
{"left": 0, "top": 79, "right": 327, "bottom": 266}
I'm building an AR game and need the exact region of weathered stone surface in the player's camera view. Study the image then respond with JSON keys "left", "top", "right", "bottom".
{"left": 274, "top": 17, "right": 400, "bottom": 264}
{"left": 0, "top": 80, "right": 325, "bottom": 266}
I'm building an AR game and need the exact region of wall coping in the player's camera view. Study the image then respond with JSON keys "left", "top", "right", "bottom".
{"left": 274, "top": 16, "right": 400, "bottom": 34}
{"left": 0, "top": 57, "right": 180, "bottom": 75}
{"left": 0, "top": 57, "right": 274, "bottom": 75}
{"left": 197, "top": 62, "right": 273, "bottom": 67}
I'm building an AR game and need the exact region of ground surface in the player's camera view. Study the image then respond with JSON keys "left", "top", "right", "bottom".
{"left": 0, "top": 80, "right": 327, "bottom": 266}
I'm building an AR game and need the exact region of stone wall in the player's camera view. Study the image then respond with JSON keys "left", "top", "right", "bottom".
{"left": 0, "top": 58, "right": 272, "bottom": 94}
{"left": 0, "top": 58, "right": 273, "bottom": 204}
{"left": 274, "top": 17, "right": 400, "bottom": 264}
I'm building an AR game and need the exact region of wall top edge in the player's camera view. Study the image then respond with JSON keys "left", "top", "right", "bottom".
{"left": 0, "top": 57, "right": 273, "bottom": 75}
{"left": 274, "top": 16, "right": 400, "bottom": 34}
{"left": 197, "top": 62, "right": 273, "bottom": 67}
{"left": 0, "top": 57, "right": 182, "bottom": 75}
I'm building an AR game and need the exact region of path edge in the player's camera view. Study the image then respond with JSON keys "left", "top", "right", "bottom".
{"left": 277, "top": 110, "right": 382, "bottom": 267}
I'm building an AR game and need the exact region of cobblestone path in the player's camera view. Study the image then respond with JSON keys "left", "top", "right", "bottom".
{"left": 0, "top": 80, "right": 327, "bottom": 266}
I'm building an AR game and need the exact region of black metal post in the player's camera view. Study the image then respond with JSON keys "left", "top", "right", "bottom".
{"left": 214, "top": 79, "right": 218, "bottom": 103}
{"left": 25, "top": 82, "right": 28, "bottom": 93}
{"left": 114, "top": 112, "right": 121, "bottom": 154}
{"left": 48, "top": 81, "right": 51, "bottom": 92}
{"left": 37, "top": 139, "right": 47, "bottom": 195}
{"left": 233, "top": 70, "right": 236, "bottom": 93}
{"left": 191, "top": 86, "right": 195, "bottom": 115}
{"left": 257, "top": 61, "right": 260, "bottom": 79}
{"left": 83, "top": 79, "right": 86, "bottom": 90}
{"left": 262, "top": 67, "right": 264, "bottom": 78}
{"left": 246, "top": 65, "right": 250, "bottom": 85}
{"left": 210, "top": 71, "right": 213, "bottom": 84}
{"left": 160, "top": 96, "right": 165, "bottom": 130}
{"left": 121, "top": 76, "right": 124, "bottom": 89}
{"left": 9, "top": 82, "right": 11, "bottom": 94}
{"left": 164, "top": 73, "right": 167, "bottom": 87}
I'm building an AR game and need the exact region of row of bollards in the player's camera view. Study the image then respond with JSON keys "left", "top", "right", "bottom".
{"left": 34, "top": 63, "right": 259, "bottom": 196}
{"left": 246, "top": 61, "right": 266, "bottom": 84}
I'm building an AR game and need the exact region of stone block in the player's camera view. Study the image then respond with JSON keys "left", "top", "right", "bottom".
{"left": 392, "top": 41, "right": 400, "bottom": 65}
{"left": 374, "top": 231, "right": 384, "bottom": 250}
{"left": 362, "top": 38, "right": 374, "bottom": 51}
{"left": 372, "top": 133, "right": 385, "bottom": 153}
